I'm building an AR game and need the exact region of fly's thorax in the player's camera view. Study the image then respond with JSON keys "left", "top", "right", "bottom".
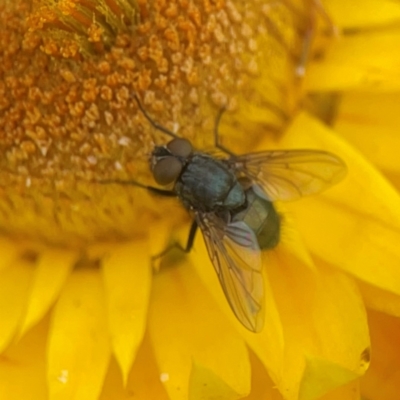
{"left": 151, "top": 138, "right": 193, "bottom": 186}
{"left": 232, "top": 186, "right": 280, "bottom": 250}
{"left": 175, "top": 153, "right": 246, "bottom": 212}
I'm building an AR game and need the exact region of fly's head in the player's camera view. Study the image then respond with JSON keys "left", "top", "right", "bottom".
{"left": 151, "top": 138, "right": 193, "bottom": 186}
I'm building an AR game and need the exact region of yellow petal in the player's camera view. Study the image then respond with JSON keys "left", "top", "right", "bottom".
{"left": 0, "top": 238, "right": 19, "bottom": 271}
{"left": 293, "top": 197, "right": 400, "bottom": 294}
{"left": 324, "top": 0, "right": 400, "bottom": 29}
{"left": 305, "top": 30, "right": 400, "bottom": 92}
{"left": 281, "top": 112, "right": 400, "bottom": 296}
{"left": 358, "top": 280, "right": 400, "bottom": 317}
{"left": 47, "top": 269, "right": 110, "bottom": 400}
{"left": 314, "top": 375, "right": 360, "bottom": 400}
{"left": 334, "top": 92, "right": 400, "bottom": 173}
{"left": 19, "top": 249, "right": 77, "bottom": 337}
{"left": 191, "top": 234, "right": 285, "bottom": 387}
{"left": 100, "top": 334, "right": 169, "bottom": 400}
{"left": 0, "top": 259, "right": 34, "bottom": 352}
{"left": 267, "top": 249, "right": 369, "bottom": 399}
{"left": 0, "top": 316, "right": 48, "bottom": 400}
{"left": 299, "top": 357, "right": 359, "bottom": 400}
{"left": 101, "top": 240, "right": 152, "bottom": 384}
{"left": 361, "top": 309, "right": 400, "bottom": 400}
{"left": 276, "top": 202, "right": 317, "bottom": 273}
{"left": 98, "top": 358, "right": 126, "bottom": 400}
{"left": 243, "top": 351, "right": 284, "bottom": 400}
{"left": 148, "top": 261, "right": 251, "bottom": 400}
{"left": 189, "top": 362, "right": 247, "bottom": 400}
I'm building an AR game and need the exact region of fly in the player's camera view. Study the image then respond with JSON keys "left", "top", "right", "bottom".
{"left": 102, "top": 96, "right": 347, "bottom": 332}
{"left": 232, "top": 182, "right": 281, "bottom": 251}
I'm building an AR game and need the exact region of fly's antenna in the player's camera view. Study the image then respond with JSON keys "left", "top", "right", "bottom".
{"left": 133, "top": 94, "right": 179, "bottom": 140}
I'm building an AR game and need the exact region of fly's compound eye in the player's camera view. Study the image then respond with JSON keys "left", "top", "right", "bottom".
{"left": 153, "top": 156, "right": 183, "bottom": 185}
{"left": 167, "top": 138, "right": 192, "bottom": 158}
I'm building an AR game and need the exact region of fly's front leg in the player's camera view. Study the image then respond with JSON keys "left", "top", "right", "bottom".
{"left": 133, "top": 94, "right": 179, "bottom": 140}
{"left": 94, "top": 179, "right": 176, "bottom": 197}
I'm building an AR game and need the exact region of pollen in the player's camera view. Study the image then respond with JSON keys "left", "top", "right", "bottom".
{"left": 0, "top": 0, "right": 318, "bottom": 243}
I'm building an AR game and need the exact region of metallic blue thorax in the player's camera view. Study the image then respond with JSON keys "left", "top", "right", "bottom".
{"left": 175, "top": 154, "right": 245, "bottom": 212}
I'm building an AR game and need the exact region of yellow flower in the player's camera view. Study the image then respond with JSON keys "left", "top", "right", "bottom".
{"left": 0, "top": 0, "right": 399, "bottom": 400}
{"left": 301, "top": 1, "right": 400, "bottom": 399}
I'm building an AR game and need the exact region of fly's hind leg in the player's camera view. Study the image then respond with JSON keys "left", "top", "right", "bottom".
{"left": 94, "top": 178, "right": 187, "bottom": 265}
{"left": 152, "top": 221, "right": 198, "bottom": 268}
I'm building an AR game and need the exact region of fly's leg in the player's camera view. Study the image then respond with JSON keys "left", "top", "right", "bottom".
{"left": 296, "top": 0, "right": 338, "bottom": 77}
{"left": 295, "top": 23, "right": 313, "bottom": 78}
{"left": 95, "top": 179, "right": 176, "bottom": 197}
{"left": 312, "top": 0, "right": 338, "bottom": 36}
{"left": 95, "top": 178, "right": 190, "bottom": 266}
{"left": 211, "top": 96, "right": 288, "bottom": 157}
{"left": 133, "top": 95, "right": 179, "bottom": 140}
{"left": 152, "top": 221, "right": 198, "bottom": 265}
{"left": 212, "top": 106, "right": 239, "bottom": 157}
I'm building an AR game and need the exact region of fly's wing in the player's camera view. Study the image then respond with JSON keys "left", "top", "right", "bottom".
{"left": 229, "top": 150, "right": 347, "bottom": 201}
{"left": 196, "top": 212, "right": 265, "bottom": 332}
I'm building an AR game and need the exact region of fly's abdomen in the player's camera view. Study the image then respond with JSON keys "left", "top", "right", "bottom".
{"left": 232, "top": 186, "right": 280, "bottom": 250}
{"left": 176, "top": 154, "right": 245, "bottom": 211}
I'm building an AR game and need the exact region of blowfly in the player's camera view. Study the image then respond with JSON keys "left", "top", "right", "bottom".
{"left": 103, "top": 96, "right": 347, "bottom": 332}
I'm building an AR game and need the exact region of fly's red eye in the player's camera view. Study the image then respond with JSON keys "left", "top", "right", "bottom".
{"left": 167, "top": 138, "right": 192, "bottom": 158}
{"left": 153, "top": 156, "right": 183, "bottom": 185}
